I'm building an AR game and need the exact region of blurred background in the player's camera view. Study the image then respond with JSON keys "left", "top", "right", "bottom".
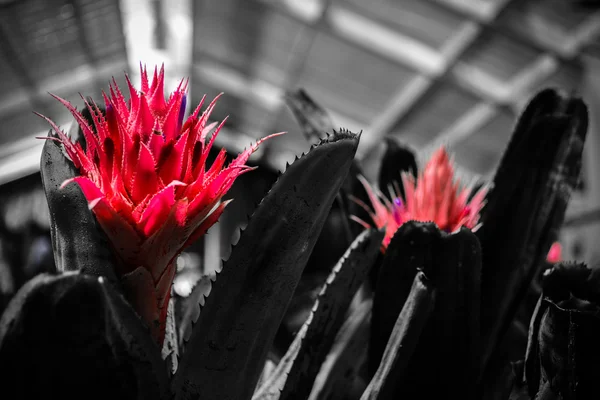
{"left": 0, "top": 0, "right": 599, "bottom": 304}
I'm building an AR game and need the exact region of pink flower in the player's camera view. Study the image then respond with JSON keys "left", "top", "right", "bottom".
{"left": 352, "top": 147, "right": 487, "bottom": 250}
{"left": 546, "top": 242, "right": 562, "bottom": 264}
{"left": 38, "top": 65, "right": 282, "bottom": 344}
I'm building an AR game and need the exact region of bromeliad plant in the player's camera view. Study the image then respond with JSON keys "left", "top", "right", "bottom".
{"left": 283, "top": 88, "right": 591, "bottom": 399}
{"left": 37, "top": 65, "right": 283, "bottom": 345}
{"left": 0, "top": 66, "right": 372, "bottom": 400}
{"left": 350, "top": 146, "right": 487, "bottom": 250}
{"left": 0, "top": 66, "right": 593, "bottom": 400}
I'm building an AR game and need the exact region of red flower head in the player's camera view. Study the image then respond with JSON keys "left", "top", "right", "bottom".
{"left": 352, "top": 147, "right": 487, "bottom": 250}
{"left": 38, "top": 65, "right": 282, "bottom": 344}
{"left": 546, "top": 242, "right": 562, "bottom": 264}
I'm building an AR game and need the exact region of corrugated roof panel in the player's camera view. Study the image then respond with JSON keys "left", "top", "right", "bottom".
{"left": 342, "top": 0, "right": 467, "bottom": 50}
{"left": 298, "top": 31, "right": 416, "bottom": 124}
{"left": 0, "top": 0, "right": 88, "bottom": 81}
{"left": 460, "top": 30, "right": 543, "bottom": 82}
{"left": 79, "top": 0, "right": 128, "bottom": 62}
{"left": 193, "top": 0, "right": 304, "bottom": 88}
{"left": 389, "top": 82, "right": 479, "bottom": 148}
{"left": 459, "top": 109, "right": 514, "bottom": 153}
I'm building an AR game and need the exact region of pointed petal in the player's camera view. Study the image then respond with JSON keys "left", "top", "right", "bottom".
{"left": 350, "top": 215, "right": 373, "bottom": 230}
{"left": 138, "top": 182, "right": 186, "bottom": 236}
{"left": 197, "top": 147, "right": 226, "bottom": 182}
{"left": 131, "top": 142, "right": 160, "bottom": 203}
{"left": 140, "top": 63, "right": 150, "bottom": 94}
{"left": 49, "top": 94, "right": 99, "bottom": 156}
{"left": 402, "top": 173, "right": 416, "bottom": 214}
{"left": 357, "top": 176, "right": 388, "bottom": 226}
{"left": 162, "top": 91, "right": 185, "bottom": 142}
{"left": 36, "top": 112, "right": 92, "bottom": 171}
{"left": 132, "top": 93, "right": 155, "bottom": 142}
{"left": 149, "top": 130, "right": 165, "bottom": 161}
{"left": 140, "top": 200, "right": 190, "bottom": 281}
{"left": 195, "top": 94, "right": 223, "bottom": 142}
{"left": 188, "top": 94, "right": 206, "bottom": 121}
{"left": 88, "top": 196, "right": 142, "bottom": 266}
{"left": 82, "top": 96, "right": 110, "bottom": 143}
{"left": 196, "top": 117, "right": 228, "bottom": 170}
{"left": 150, "top": 65, "right": 168, "bottom": 117}
{"left": 183, "top": 200, "right": 230, "bottom": 248}
{"left": 110, "top": 78, "right": 130, "bottom": 120}
{"left": 201, "top": 120, "right": 218, "bottom": 139}
{"left": 229, "top": 132, "right": 285, "bottom": 168}
{"left": 186, "top": 165, "right": 250, "bottom": 218}
{"left": 61, "top": 176, "right": 103, "bottom": 202}
{"left": 126, "top": 74, "right": 140, "bottom": 125}
{"left": 122, "top": 136, "right": 139, "bottom": 196}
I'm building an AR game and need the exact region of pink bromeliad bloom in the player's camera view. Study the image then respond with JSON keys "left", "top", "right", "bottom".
{"left": 546, "top": 242, "right": 562, "bottom": 263}
{"left": 38, "top": 65, "right": 282, "bottom": 344}
{"left": 352, "top": 147, "right": 487, "bottom": 250}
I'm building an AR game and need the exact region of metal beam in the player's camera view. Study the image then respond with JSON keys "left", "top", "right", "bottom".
{"left": 430, "top": 0, "right": 506, "bottom": 22}
{"left": 561, "top": 11, "right": 600, "bottom": 57}
{"left": 192, "top": 59, "right": 364, "bottom": 142}
{"left": 360, "top": 0, "right": 567, "bottom": 179}
{"left": 260, "top": 0, "right": 333, "bottom": 138}
{"left": 426, "top": 102, "right": 498, "bottom": 150}
{"left": 429, "top": 0, "right": 600, "bottom": 61}
{"left": 508, "top": 54, "right": 560, "bottom": 112}
{"left": 413, "top": 8, "right": 600, "bottom": 157}
{"left": 417, "top": 53, "right": 560, "bottom": 168}
{"left": 0, "top": 90, "right": 31, "bottom": 119}
{"left": 360, "top": 0, "right": 515, "bottom": 161}
{"left": 563, "top": 54, "right": 600, "bottom": 262}
{"left": 358, "top": 75, "right": 432, "bottom": 153}
{"left": 265, "top": 1, "right": 511, "bottom": 181}
{"left": 327, "top": 4, "right": 446, "bottom": 76}
{"left": 268, "top": 2, "right": 511, "bottom": 113}
{"left": 68, "top": 0, "right": 100, "bottom": 87}
{"left": 193, "top": 62, "right": 284, "bottom": 113}
{"left": 0, "top": 19, "right": 49, "bottom": 117}
{"left": 0, "top": 59, "right": 130, "bottom": 118}
{"left": 0, "top": 0, "right": 130, "bottom": 117}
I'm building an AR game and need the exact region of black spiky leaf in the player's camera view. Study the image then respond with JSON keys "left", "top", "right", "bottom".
{"left": 0, "top": 272, "right": 170, "bottom": 400}
{"left": 40, "top": 131, "right": 120, "bottom": 285}
{"left": 377, "top": 138, "right": 417, "bottom": 201}
{"left": 479, "top": 89, "right": 588, "bottom": 375}
{"left": 254, "top": 228, "right": 383, "bottom": 400}
{"left": 172, "top": 130, "right": 361, "bottom": 400}
{"left": 524, "top": 262, "right": 600, "bottom": 399}
{"left": 285, "top": 89, "right": 334, "bottom": 144}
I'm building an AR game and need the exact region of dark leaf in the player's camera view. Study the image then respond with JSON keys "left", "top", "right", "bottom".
{"left": 254, "top": 228, "right": 384, "bottom": 400}
{"left": 162, "top": 298, "right": 179, "bottom": 375}
{"left": 309, "top": 298, "right": 372, "bottom": 400}
{"left": 479, "top": 89, "right": 588, "bottom": 374}
{"left": 481, "top": 360, "right": 523, "bottom": 400}
{"left": 360, "top": 271, "right": 436, "bottom": 400}
{"left": 40, "top": 132, "right": 119, "bottom": 285}
{"left": 370, "top": 223, "right": 482, "bottom": 398}
{"left": 172, "top": 130, "right": 360, "bottom": 400}
{"left": 175, "top": 275, "right": 212, "bottom": 349}
{"left": 368, "top": 221, "right": 439, "bottom": 375}
{"left": 0, "top": 272, "right": 170, "bottom": 400}
{"left": 525, "top": 263, "right": 600, "bottom": 399}
{"left": 377, "top": 138, "right": 417, "bottom": 201}
{"left": 285, "top": 89, "right": 334, "bottom": 144}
